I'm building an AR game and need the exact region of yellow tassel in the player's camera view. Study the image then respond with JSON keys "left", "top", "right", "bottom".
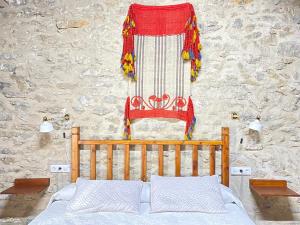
{"left": 195, "top": 59, "right": 201, "bottom": 69}
{"left": 192, "top": 30, "right": 197, "bottom": 43}
{"left": 124, "top": 53, "right": 130, "bottom": 61}
{"left": 131, "top": 20, "right": 135, "bottom": 27}
{"left": 126, "top": 53, "right": 133, "bottom": 64}
{"left": 124, "top": 53, "right": 134, "bottom": 64}
{"left": 127, "top": 119, "right": 130, "bottom": 126}
{"left": 123, "top": 62, "right": 129, "bottom": 69}
{"left": 129, "top": 54, "right": 133, "bottom": 63}
{"left": 198, "top": 43, "right": 202, "bottom": 51}
{"left": 123, "top": 63, "right": 129, "bottom": 75}
{"left": 191, "top": 69, "right": 196, "bottom": 77}
{"left": 126, "top": 16, "right": 129, "bottom": 23}
{"left": 122, "top": 29, "right": 128, "bottom": 36}
{"left": 128, "top": 64, "right": 133, "bottom": 72}
{"left": 182, "top": 51, "right": 190, "bottom": 60}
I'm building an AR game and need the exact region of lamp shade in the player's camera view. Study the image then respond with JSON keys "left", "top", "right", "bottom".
{"left": 249, "top": 119, "right": 262, "bottom": 132}
{"left": 40, "top": 121, "right": 54, "bottom": 133}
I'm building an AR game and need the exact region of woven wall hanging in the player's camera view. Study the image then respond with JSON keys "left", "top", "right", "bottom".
{"left": 121, "top": 3, "right": 202, "bottom": 140}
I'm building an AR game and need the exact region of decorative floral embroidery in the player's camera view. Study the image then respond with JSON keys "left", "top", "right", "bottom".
{"left": 131, "top": 94, "right": 187, "bottom": 110}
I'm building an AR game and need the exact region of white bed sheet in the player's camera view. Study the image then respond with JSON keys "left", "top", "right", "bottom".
{"left": 29, "top": 201, "right": 255, "bottom": 225}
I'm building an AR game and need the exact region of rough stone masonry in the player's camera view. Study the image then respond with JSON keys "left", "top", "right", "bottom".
{"left": 0, "top": 0, "right": 299, "bottom": 224}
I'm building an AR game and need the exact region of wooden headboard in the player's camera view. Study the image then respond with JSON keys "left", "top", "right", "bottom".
{"left": 71, "top": 127, "right": 230, "bottom": 186}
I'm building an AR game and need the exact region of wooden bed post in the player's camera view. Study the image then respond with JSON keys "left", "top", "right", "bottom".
{"left": 71, "top": 127, "right": 80, "bottom": 183}
{"left": 221, "top": 127, "right": 229, "bottom": 187}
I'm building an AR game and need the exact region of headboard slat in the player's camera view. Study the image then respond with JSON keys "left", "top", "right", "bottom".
{"left": 192, "top": 145, "right": 198, "bottom": 176}
{"left": 175, "top": 145, "right": 181, "bottom": 176}
{"left": 124, "top": 144, "right": 130, "bottom": 180}
{"left": 107, "top": 144, "right": 113, "bottom": 180}
{"left": 90, "top": 144, "right": 96, "bottom": 180}
{"left": 141, "top": 144, "right": 147, "bottom": 181}
{"left": 158, "top": 145, "right": 164, "bottom": 176}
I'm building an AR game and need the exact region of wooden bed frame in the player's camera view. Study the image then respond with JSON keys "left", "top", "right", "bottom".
{"left": 71, "top": 127, "right": 230, "bottom": 186}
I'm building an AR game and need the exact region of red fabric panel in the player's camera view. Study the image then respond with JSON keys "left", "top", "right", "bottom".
{"left": 130, "top": 109, "right": 187, "bottom": 121}
{"left": 130, "top": 3, "right": 192, "bottom": 36}
{"left": 123, "top": 96, "right": 196, "bottom": 140}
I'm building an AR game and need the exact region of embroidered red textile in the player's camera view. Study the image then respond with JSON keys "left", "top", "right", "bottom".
{"left": 122, "top": 3, "right": 200, "bottom": 140}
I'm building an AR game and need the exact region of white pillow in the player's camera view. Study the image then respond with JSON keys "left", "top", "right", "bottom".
{"left": 49, "top": 182, "right": 151, "bottom": 205}
{"left": 47, "top": 183, "right": 76, "bottom": 207}
{"left": 220, "top": 184, "right": 244, "bottom": 209}
{"left": 151, "top": 175, "right": 226, "bottom": 213}
{"left": 48, "top": 180, "right": 243, "bottom": 209}
{"left": 53, "top": 183, "right": 76, "bottom": 201}
{"left": 65, "top": 178, "right": 143, "bottom": 214}
{"left": 139, "top": 181, "right": 242, "bottom": 207}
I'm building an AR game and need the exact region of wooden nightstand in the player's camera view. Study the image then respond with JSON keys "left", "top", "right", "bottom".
{"left": 250, "top": 179, "right": 300, "bottom": 197}
{"left": 1, "top": 178, "right": 50, "bottom": 194}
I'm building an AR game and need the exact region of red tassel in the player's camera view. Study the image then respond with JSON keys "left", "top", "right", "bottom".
{"left": 124, "top": 97, "right": 131, "bottom": 139}
{"left": 121, "top": 6, "right": 136, "bottom": 80}
{"left": 185, "top": 97, "right": 196, "bottom": 140}
{"left": 182, "top": 6, "right": 202, "bottom": 82}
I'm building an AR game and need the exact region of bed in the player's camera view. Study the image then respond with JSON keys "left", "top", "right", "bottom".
{"left": 29, "top": 127, "right": 255, "bottom": 225}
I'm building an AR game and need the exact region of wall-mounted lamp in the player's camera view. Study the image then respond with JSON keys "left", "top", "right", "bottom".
{"left": 64, "top": 113, "right": 70, "bottom": 121}
{"left": 40, "top": 116, "right": 54, "bottom": 133}
{"left": 39, "top": 114, "right": 70, "bottom": 133}
{"left": 231, "top": 112, "right": 240, "bottom": 120}
{"left": 248, "top": 116, "right": 262, "bottom": 133}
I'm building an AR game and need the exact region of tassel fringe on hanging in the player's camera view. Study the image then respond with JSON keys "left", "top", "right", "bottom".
{"left": 182, "top": 13, "right": 202, "bottom": 82}
{"left": 121, "top": 10, "right": 137, "bottom": 81}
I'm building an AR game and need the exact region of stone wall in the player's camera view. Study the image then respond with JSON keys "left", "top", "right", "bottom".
{"left": 0, "top": 0, "right": 299, "bottom": 224}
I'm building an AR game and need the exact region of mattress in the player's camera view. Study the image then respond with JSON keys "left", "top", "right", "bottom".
{"left": 29, "top": 201, "right": 255, "bottom": 225}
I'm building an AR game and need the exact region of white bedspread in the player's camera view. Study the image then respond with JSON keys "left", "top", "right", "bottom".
{"left": 29, "top": 201, "right": 255, "bottom": 225}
